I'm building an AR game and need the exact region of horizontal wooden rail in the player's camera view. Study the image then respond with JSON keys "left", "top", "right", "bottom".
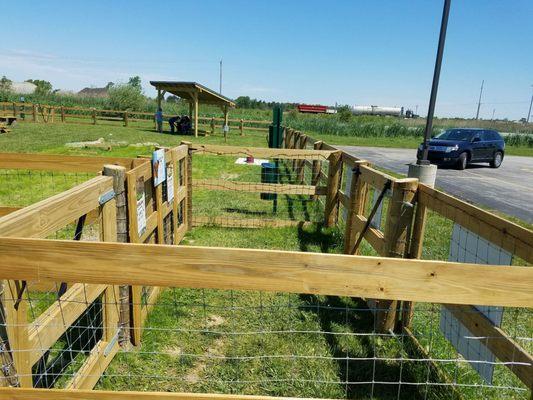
{"left": 189, "top": 144, "right": 333, "bottom": 160}
{"left": 0, "top": 152, "right": 136, "bottom": 172}
{"left": 0, "top": 176, "right": 112, "bottom": 238}
{"left": 194, "top": 179, "right": 327, "bottom": 195}
{"left": 27, "top": 283, "right": 107, "bottom": 366}
{"left": 193, "top": 216, "right": 313, "bottom": 229}
{"left": 0, "top": 238, "right": 531, "bottom": 307}
{"left": 446, "top": 305, "right": 533, "bottom": 388}
{"left": 0, "top": 388, "right": 307, "bottom": 400}
{"left": 418, "top": 184, "right": 533, "bottom": 263}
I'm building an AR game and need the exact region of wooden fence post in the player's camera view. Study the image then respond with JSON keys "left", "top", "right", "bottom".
{"left": 60, "top": 106, "right": 65, "bottom": 122}
{"left": 103, "top": 165, "right": 130, "bottom": 347}
{"left": 240, "top": 119, "right": 244, "bottom": 136}
{"left": 50, "top": 107, "right": 55, "bottom": 123}
{"left": 1, "top": 281, "right": 32, "bottom": 387}
{"left": 182, "top": 142, "right": 193, "bottom": 231}
{"left": 210, "top": 117, "right": 215, "bottom": 136}
{"left": 375, "top": 178, "right": 418, "bottom": 332}
{"left": 124, "top": 111, "right": 129, "bottom": 127}
{"left": 324, "top": 150, "right": 342, "bottom": 227}
{"left": 343, "top": 160, "right": 369, "bottom": 254}
{"left": 297, "top": 135, "right": 308, "bottom": 184}
{"left": 12, "top": 102, "right": 16, "bottom": 118}
{"left": 311, "top": 141, "right": 323, "bottom": 200}
{"left": 32, "top": 105, "right": 37, "bottom": 122}
{"left": 92, "top": 108, "right": 97, "bottom": 125}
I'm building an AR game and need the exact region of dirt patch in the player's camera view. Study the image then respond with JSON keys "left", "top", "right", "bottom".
{"left": 206, "top": 315, "right": 225, "bottom": 328}
{"left": 183, "top": 337, "right": 225, "bottom": 384}
{"left": 221, "top": 173, "right": 239, "bottom": 179}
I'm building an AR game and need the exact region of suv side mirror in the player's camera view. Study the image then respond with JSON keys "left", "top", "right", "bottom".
{"left": 472, "top": 136, "right": 481, "bottom": 142}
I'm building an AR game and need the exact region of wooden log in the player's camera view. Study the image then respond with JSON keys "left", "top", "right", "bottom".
{"left": 324, "top": 151, "right": 342, "bottom": 227}
{"left": 0, "top": 238, "right": 531, "bottom": 308}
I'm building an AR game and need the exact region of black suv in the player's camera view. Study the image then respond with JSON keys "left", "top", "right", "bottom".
{"left": 417, "top": 128, "right": 505, "bottom": 170}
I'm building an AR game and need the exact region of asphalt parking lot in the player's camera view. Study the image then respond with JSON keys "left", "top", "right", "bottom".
{"left": 337, "top": 146, "right": 533, "bottom": 223}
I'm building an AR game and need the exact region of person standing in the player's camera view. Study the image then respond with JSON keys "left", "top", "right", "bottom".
{"left": 155, "top": 108, "right": 163, "bottom": 133}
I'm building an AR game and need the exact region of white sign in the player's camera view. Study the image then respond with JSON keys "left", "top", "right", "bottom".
{"left": 440, "top": 223, "right": 512, "bottom": 384}
{"left": 135, "top": 177, "right": 147, "bottom": 237}
{"left": 152, "top": 149, "right": 166, "bottom": 186}
{"left": 167, "top": 164, "right": 174, "bottom": 203}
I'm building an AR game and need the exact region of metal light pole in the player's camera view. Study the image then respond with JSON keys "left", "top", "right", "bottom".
{"left": 526, "top": 85, "right": 533, "bottom": 124}
{"left": 219, "top": 59, "right": 223, "bottom": 94}
{"left": 475, "top": 79, "right": 484, "bottom": 120}
{"left": 419, "top": 0, "right": 451, "bottom": 165}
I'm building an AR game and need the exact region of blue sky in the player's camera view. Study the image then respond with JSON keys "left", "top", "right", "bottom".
{"left": 1, "top": 0, "right": 531, "bottom": 119}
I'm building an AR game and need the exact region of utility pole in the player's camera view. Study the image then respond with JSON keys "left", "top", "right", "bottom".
{"left": 219, "top": 59, "right": 222, "bottom": 94}
{"left": 418, "top": 0, "right": 451, "bottom": 165}
{"left": 526, "top": 85, "right": 533, "bottom": 124}
{"left": 475, "top": 79, "right": 484, "bottom": 120}
{"left": 491, "top": 108, "right": 495, "bottom": 121}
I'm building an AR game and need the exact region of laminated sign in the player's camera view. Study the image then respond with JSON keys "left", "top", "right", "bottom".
{"left": 166, "top": 164, "right": 174, "bottom": 203}
{"left": 136, "top": 177, "right": 147, "bottom": 237}
{"left": 152, "top": 149, "right": 166, "bottom": 186}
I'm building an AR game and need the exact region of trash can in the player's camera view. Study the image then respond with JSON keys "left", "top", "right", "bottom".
{"left": 260, "top": 162, "right": 277, "bottom": 200}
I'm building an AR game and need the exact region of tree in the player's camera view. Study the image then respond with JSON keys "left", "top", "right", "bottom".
{"left": 0, "top": 76, "right": 12, "bottom": 91}
{"left": 108, "top": 83, "right": 145, "bottom": 111}
{"left": 128, "top": 76, "right": 142, "bottom": 91}
{"left": 25, "top": 79, "right": 53, "bottom": 95}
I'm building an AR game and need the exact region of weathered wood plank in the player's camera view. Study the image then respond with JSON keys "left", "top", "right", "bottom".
{"left": 0, "top": 238, "right": 531, "bottom": 307}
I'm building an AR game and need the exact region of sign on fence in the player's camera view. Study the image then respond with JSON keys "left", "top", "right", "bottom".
{"left": 136, "top": 177, "right": 147, "bottom": 237}
{"left": 440, "top": 223, "right": 512, "bottom": 384}
{"left": 166, "top": 164, "right": 174, "bottom": 203}
{"left": 152, "top": 149, "right": 166, "bottom": 186}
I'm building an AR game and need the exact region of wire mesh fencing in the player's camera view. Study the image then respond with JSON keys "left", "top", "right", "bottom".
{"left": 4, "top": 283, "right": 530, "bottom": 399}
{"left": 191, "top": 149, "right": 330, "bottom": 229}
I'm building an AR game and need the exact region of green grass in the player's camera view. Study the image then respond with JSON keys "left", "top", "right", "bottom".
{"left": 1, "top": 121, "right": 530, "bottom": 399}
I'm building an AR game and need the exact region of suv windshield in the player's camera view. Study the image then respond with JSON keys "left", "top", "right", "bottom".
{"left": 435, "top": 129, "right": 477, "bottom": 141}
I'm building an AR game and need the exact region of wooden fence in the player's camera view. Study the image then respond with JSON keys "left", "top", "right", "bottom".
{"left": 283, "top": 126, "right": 533, "bottom": 390}
{"left": 0, "top": 141, "right": 532, "bottom": 396}
{"left": 0, "top": 101, "right": 270, "bottom": 134}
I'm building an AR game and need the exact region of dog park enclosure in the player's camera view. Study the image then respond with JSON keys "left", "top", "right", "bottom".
{"left": 0, "top": 132, "right": 531, "bottom": 399}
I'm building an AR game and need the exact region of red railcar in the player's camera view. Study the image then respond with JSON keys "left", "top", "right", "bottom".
{"left": 297, "top": 104, "right": 328, "bottom": 114}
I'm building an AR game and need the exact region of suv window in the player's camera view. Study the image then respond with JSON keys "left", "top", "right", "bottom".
{"left": 480, "top": 131, "right": 492, "bottom": 141}
{"left": 490, "top": 131, "right": 502, "bottom": 141}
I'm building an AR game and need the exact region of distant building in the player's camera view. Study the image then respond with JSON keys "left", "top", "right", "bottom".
{"left": 78, "top": 82, "right": 113, "bottom": 98}
{"left": 10, "top": 82, "right": 37, "bottom": 94}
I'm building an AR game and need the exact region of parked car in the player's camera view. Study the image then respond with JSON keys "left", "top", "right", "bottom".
{"left": 417, "top": 128, "right": 505, "bottom": 170}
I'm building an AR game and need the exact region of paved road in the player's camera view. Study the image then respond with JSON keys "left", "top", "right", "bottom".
{"left": 337, "top": 146, "right": 533, "bottom": 223}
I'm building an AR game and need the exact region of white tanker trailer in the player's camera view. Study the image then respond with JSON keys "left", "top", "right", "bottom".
{"left": 351, "top": 105, "right": 405, "bottom": 117}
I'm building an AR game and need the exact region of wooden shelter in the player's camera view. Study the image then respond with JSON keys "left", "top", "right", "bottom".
{"left": 150, "top": 81, "right": 235, "bottom": 137}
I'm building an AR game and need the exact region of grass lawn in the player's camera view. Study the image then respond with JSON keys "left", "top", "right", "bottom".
{"left": 0, "top": 121, "right": 530, "bottom": 399}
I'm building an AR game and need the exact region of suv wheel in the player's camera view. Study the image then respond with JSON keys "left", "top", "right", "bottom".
{"left": 457, "top": 152, "right": 468, "bottom": 170}
{"left": 490, "top": 151, "right": 503, "bottom": 168}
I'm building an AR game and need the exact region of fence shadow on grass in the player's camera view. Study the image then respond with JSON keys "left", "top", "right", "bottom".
{"left": 298, "top": 295, "right": 460, "bottom": 400}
